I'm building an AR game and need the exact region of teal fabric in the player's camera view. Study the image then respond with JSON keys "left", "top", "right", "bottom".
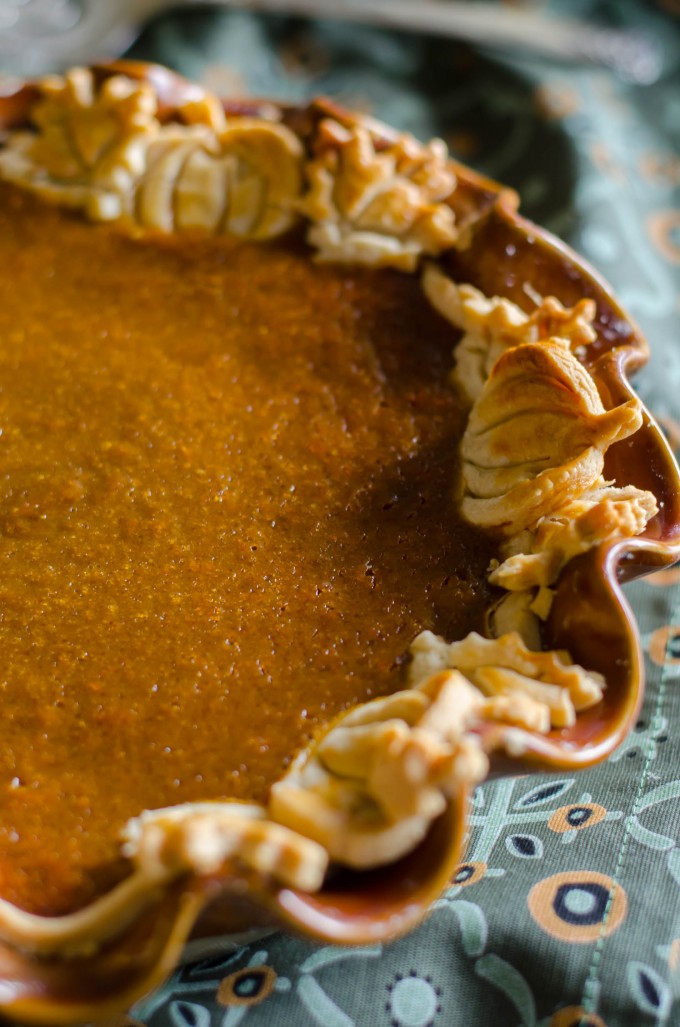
{"left": 123, "top": 3, "right": 680, "bottom": 1025}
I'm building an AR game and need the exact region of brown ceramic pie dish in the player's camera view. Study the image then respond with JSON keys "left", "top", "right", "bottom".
{"left": 0, "top": 61, "right": 678, "bottom": 1023}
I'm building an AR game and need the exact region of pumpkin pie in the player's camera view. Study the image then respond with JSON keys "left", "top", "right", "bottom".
{"left": 0, "top": 62, "right": 671, "bottom": 1022}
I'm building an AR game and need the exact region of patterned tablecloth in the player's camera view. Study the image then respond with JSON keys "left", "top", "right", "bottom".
{"left": 106, "top": 2, "right": 680, "bottom": 1024}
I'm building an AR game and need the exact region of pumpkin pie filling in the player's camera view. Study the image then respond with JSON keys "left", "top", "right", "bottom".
{"left": 0, "top": 183, "right": 496, "bottom": 917}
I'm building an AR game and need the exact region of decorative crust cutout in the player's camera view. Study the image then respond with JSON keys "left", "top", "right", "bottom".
{"left": 490, "top": 483, "right": 658, "bottom": 590}
{"left": 296, "top": 119, "right": 458, "bottom": 269}
{"left": 0, "top": 71, "right": 460, "bottom": 264}
{"left": 422, "top": 265, "right": 596, "bottom": 402}
{"left": 17, "top": 68, "right": 160, "bottom": 181}
{"left": 122, "top": 803, "right": 327, "bottom": 894}
{"left": 270, "top": 671, "right": 488, "bottom": 869}
{"left": 437, "top": 272, "right": 658, "bottom": 617}
{"left": 409, "top": 630, "right": 604, "bottom": 730}
{"left": 270, "top": 620, "right": 604, "bottom": 867}
{"left": 133, "top": 118, "right": 303, "bottom": 237}
{"left": 460, "top": 339, "right": 644, "bottom": 534}
{"left": 0, "top": 803, "right": 327, "bottom": 958}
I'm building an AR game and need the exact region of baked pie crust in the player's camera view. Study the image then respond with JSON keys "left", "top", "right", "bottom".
{"left": 0, "top": 62, "right": 678, "bottom": 1022}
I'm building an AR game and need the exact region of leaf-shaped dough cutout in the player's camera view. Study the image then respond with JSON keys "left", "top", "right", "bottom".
{"left": 421, "top": 266, "right": 596, "bottom": 402}
{"left": 125, "top": 802, "right": 328, "bottom": 894}
{"left": 216, "top": 118, "right": 304, "bottom": 239}
{"left": 460, "top": 340, "right": 642, "bottom": 533}
{"left": 297, "top": 119, "right": 458, "bottom": 269}
{"left": 30, "top": 69, "right": 159, "bottom": 181}
{"left": 135, "top": 127, "right": 215, "bottom": 232}
{"left": 133, "top": 118, "right": 303, "bottom": 238}
{"left": 490, "top": 483, "right": 658, "bottom": 589}
{"left": 409, "top": 629, "right": 604, "bottom": 719}
{"left": 0, "top": 69, "right": 159, "bottom": 220}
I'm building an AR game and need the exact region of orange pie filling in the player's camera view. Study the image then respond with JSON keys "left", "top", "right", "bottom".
{"left": 0, "top": 66, "right": 660, "bottom": 958}
{"left": 0, "top": 184, "right": 496, "bottom": 917}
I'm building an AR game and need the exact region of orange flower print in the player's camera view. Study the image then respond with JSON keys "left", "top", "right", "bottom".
{"left": 218, "top": 964, "right": 277, "bottom": 1007}
{"left": 649, "top": 625, "right": 680, "bottom": 666}
{"left": 528, "top": 871, "right": 627, "bottom": 942}
{"left": 647, "top": 210, "right": 680, "bottom": 265}
{"left": 550, "top": 1007, "right": 607, "bottom": 1027}
{"left": 548, "top": 803, "right": 607, "bottom": 834}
